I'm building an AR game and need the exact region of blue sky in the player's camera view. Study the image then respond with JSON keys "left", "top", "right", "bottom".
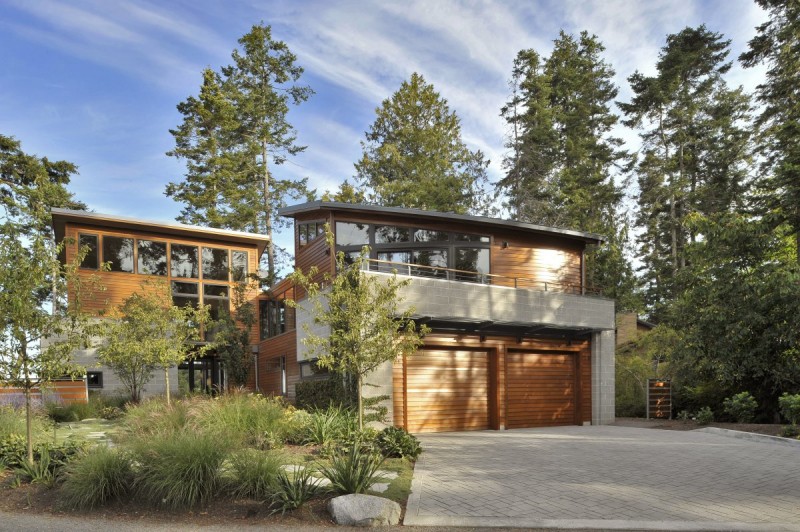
{"left": 1, "top": 0, "right": 767, "bottom": 259}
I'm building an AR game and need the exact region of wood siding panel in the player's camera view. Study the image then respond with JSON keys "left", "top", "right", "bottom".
{"left": 403, "top": 349, "right": 489, "bottom": 433}
{"left": 492, "top": 243, "right": 581, "bottom": 292}
{"left": 0, "top": 379, "right": 88, "bottom": 405}
{"left": 256, "top": 330, "right": 300, "bottom": 400}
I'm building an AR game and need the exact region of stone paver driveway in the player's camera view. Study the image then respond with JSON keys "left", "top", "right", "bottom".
{"left": 405, "top": 426, "right": 800, "bottom": 530}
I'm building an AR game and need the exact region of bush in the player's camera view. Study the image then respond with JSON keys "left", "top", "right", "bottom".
{"left": 45, "top": 393, "right": 128, "bottom": 422}
{"left": 190, "top": 393, "right": 290, "bottom": 449}
{"left": 722, "top": 392, "right": 758, "bottom": 423}
{"left": 781, "top": 424, "right": 800, "bottom": 438}
{"left": 60, "top": 447, "right": 132, "bottom": 509}
{"left": 695, "top": 406, "right": 714, "bottom": 425}
{"left": 0, "top": 404, "right": 51, "bottom": 442}
{"left": 304, "top": 406, "right": 357, "bottom": 446}
{"left": 778, "top": 393, "right": 800, "bottom": 425}
{"left": 376, "top": 427, "right": 422, "bottom": 459}
{"left": 319, "top": 441, "right": 385, "bottom": 495}
{"left": 225, "top": 449, "right": 283, "bottom": 500}
{"left": 271, "top": 467, "right": 323, "bottom": 514}
{"left": 123, "top": 398, "right": 190, "bottom": 438}
{"left": 132, "top": 431, "right": 228, "bottom": 509}
{"left": 295, "top": 378, "right": 356, "bottom": 411}
{"left": 13, "top": 440, "right": 86, "bottom": 486}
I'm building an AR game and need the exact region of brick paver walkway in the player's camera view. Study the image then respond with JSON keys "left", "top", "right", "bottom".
{"left": 404, "top": 426, "right": 800, "bottom": 530}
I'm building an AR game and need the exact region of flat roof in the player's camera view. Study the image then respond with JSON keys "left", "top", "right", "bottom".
{"left": 278, "top": 201, "right": 604, "bottom": 244}
{"left": 51, "top": 208, "right": 269, "bottom": 256}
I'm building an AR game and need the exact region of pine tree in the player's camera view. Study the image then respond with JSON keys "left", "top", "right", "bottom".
{"left": 167, "top": 24, "right": 314, "bottom": 284}
{"left": 740, "top": 0, "right": 800, "bottom": 262}
{"left": 620, "top": 26, "right": 752, "bottom": 316}
{"left": 499, "top": 32, "right": 637, "bottom": 307}
{"left": 355, "top": 73, "right": 491, "bottom": 215}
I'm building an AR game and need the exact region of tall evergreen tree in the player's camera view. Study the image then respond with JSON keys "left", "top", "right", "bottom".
{"left": 740, "top": 0, "right": 800, "bottom": 262}
{"left": 499, "top": 32, "right": 637, "bottom": 306}
{"left": 167, "top": 24, "right": 314, "bottom": 284}
{"left": 355, "top": 73, "right": 491, "bottom": 215}
{"left": 620, "top": 26, "right": 752, "bottom": 316}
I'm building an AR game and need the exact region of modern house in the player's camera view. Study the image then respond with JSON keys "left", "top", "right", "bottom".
{"left": 54, "top": 201, "right": 616, "bottom": 432}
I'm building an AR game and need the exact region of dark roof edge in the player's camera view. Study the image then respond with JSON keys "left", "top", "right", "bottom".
{"left": 278, "top": 201, "right": 605, "bottom": 244}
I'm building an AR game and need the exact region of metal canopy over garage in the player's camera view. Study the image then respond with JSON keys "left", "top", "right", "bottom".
{"left": 411, "top": 315, "right": 603, "bottom": 341}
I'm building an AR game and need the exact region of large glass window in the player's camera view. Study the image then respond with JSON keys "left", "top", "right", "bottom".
{"left": 455, "top": 248, "right": 490, "bottom": 282}
{"left": 413, "top": 249, "right": 448, "bottom": 278}
{"left": 375, "top": 225, "right": 410, "bottom": 244}
{"left": 259, "top": 300, "right": 295, "bottom": 340}
{"left": 335, "top": 222, "right": 370, "bottom": 246}
{"left": 137, "top": 240, "right": 167, "bottom": 276}
{"left": 202, "top": 247, "right": 229, "bottom": 281}
{"left": 231, "top": 251, "right": 248, "bottom": 282}
{"left": 172, "top": 281, "right": 199, "bottom": 309}
{"left": 171, "top": 244, "right": 199, "bottom": 278}
{"left": 103, "top": 236, "right": 134, "bottom": 273}
{"left": 298, "top": 222, "right": 326, "bottom": 247}
{"left": 414, "top": 229, "right": 449, "bottom": 242}
{"left": 204, "top": 284, "right": 230, "bottom": 321}
{"left": 78, "top": 234, "right": 98, "bottom": 270}
{"left": 455, "top": 233, "right": 490, "bottom": 243}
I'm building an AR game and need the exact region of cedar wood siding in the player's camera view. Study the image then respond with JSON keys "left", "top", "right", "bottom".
{"left": 63, "top": 222, "right": 260, "bottom": 337}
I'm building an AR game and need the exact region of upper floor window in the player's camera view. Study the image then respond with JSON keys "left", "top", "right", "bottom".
{"left": 298, "top": 221, "right": 326, "bottom": 247}
{"left": 259, "top": 299, "right": 295, "bottom": 340}
{"left": 138, "top": 240, "right": 167, "bottom": 276}
{"left": 231, "top": 250, "right": 248, "bottom": 282}
{"left": 78, "top": 234, "right": 99, "bottom": 270}
{"left": 202, "top": 247, "right": 229, "bottom": 281}
{"left": 172, "top": 281, "right": 199, "bottom": 309}
{"left": 375, "top": 225, "right": 410, "bottom": 244}
{"left": 103, "top": 236, "right": 134, "bottom": 273}
{"left": 335, "top": 222, "right": 369, "bottom": 247}
{"left": 171, "top": 244, "right": 199, "bottom": 279}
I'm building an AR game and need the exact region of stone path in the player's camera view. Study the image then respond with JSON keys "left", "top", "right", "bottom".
{"left": 405, "top": 426, "right": 800, "bottom": 530}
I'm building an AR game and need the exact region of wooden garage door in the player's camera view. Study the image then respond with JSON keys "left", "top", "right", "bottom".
{"left": 506, "top": 351, "right": 576, "bottom": 429}
{"left": 405, "top": 349, "right": 489, "bottom": 433}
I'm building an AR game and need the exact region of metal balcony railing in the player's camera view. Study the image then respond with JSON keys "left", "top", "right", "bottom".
{"left": 361, "top": 258, "right": 603, "bottom": 296}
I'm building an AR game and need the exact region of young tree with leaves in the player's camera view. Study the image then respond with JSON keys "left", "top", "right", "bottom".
{"left": 620, "top": 26, "right": 752, "bottom": 316}
{"left": 355, "top": 72, "right": 491, "bottom": 215}
{"left": 0, "top": 135, "right": 92, "bottom": 464}
{"left": 167, "top": 24, "right": 314, "bottom": 284}
{"left": 289, "top": 233, "right": 428, "bottom": 429}
{"left": 97, "top": 282, "right": 208, "bottom": 405}
{"left": 499, "top": 32, "right": 638, "bottom": 307}
{"left": 211, "top": 276, "right": 258, "bottom": 387}
{"left": 740, "top": 0, "right": 800, "bottom": 262}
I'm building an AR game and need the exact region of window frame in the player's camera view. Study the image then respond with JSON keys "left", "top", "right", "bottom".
{"left": 102, "top": 235, "right": 135, "bottom": 273}
{"left": 78, "top": 233, "right": 99, "bottom": 270}
{"left": 86, "top": 371, "right": 103, "bottom": 389}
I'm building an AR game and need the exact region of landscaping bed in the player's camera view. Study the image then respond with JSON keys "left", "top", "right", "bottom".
{"left": 614, "top": 416, "right": 787, "bottom": 437}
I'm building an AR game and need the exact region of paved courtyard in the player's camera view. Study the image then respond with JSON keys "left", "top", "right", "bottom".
{"left": 405, "top": 426, "right": 800, "bottom": 530}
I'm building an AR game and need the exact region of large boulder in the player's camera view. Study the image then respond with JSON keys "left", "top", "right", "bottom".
{"left": 328, "top": 494, "right": 401, "bottom": 526}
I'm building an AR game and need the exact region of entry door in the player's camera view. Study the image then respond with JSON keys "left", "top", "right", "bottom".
{"left": 404, "top": 349, "right": 489, "bottom": 433}
{"left": 505, "top": 351, "right": 576, "bottom": 428}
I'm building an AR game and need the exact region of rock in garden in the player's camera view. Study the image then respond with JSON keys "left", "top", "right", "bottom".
{"left": 328, "top": 494, "right": 401, "bottom": 526}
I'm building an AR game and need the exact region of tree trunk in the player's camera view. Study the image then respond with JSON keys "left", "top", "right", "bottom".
{"left": 357, "top": 373, "right": 364, "bottom": 431}
{"left": 262, "top": 142, "right": 275, "bottom": 283}
{"left": 164, "top": 367, "right": 171, "bottom": 406}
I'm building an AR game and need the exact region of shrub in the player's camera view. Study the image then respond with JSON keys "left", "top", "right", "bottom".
{"left": 271, "top": 467, "right": 322, "bottom": 514}
{"left": 695, "top": 406, "right": 714, "bottom": 425}
{"left": 190, "top": 393, "right": 290, "bottom": 448}
{"left": 225, "top": 449, "right": 283, "bottom": 501}
{"left": 318, "top": 441, "right": 385, "bottom": 495}
{"left": 676, "top": 410, "right": 691, "bottom": 422}
{"left": 0, "top": 404, "right": 51, "bottom": 442}
{"left": 132, "top": 431, "right": 228, "bottom": 509}
{"left": 304, "top": 406, "right": 357, "bottom": 446}
{"left": 60, "top": 447, "right": 132, "bottom": 509}
{"left": 376, "top": 427, "right": 422, "bottom": 459}
{"left": 295, "top": 378, "right": 356, "bottom": 411}
{"left": 15, "top": 452, "right": 57, "bottom": 486}
{"left": 123, "top": 398, "right": 191, "bottom": 438}
{"left": 778, "top": 393, "right": 800, "bottom": 425}
{"left": 722, "top": 392, "right": 758, "bottom": 423}
{"left": 781, "top": 424, "right": 800, "bottom": 438}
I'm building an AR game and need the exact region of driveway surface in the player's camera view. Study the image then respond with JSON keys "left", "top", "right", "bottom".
{"left": 405, "top": 426, "right": 800, "bottom": 530}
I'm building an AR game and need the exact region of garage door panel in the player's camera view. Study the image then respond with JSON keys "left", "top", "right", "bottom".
{"left": 506, "top": 352, "right": 576, "bottom": 429}
{"left": 405, "top": 349, "right": 489, "bottom": 433}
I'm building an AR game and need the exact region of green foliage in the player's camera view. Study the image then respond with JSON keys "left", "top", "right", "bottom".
{"left": 190, "top": 392, "right": 290, "bottom": 449}
{"left": 59, "top": 447, "right": 132, "bottom": 509}
{"left": 0, "top": 433, "right": 27, "bottom": 469}
{"left": 122, "top": 398, "right": 191, "bottom": 438}
{"left": 15, "top": 451, "right": 56, "bottom": 485}
{"left": 46, "top": 394, "right": 127, "bottom": 422}
{"left": 166, "top": 24, "right": 314, "bottom": 281}
{"left": 723, "top": 392, "right": 758, "bottom": 423}
{"left": 695, "top": 406, "right": 714, "bottom": 425}
{"left": 676, "top": 410, "right": 691, "bottom": 422}
{"left": 97, "top": 281, "right": 209, "bottom": 405}
{"left": 290, "top": 235, "right": 428, "bottom": 429}
{"left": 0, "top": 404, "right": 51, "bottom": 443}
{"left": 225, "top": 449, "right": 283, "bottom": 500}
{"left": 13, "top": 440, "right": 86, "bottom": 486}
{"left": 778, "top": 393, "right": 800, "bottom": 425}
{"left": 303, "top": 406, "right": 358, "bottom": 446}
{"left": 271, "top": 467, "right": 322, "bottom": 514}
{"left": 295, "top": 378, "right": 357, "bottom": 411}
{"left": 780, "top": 424, "right": 800, "bottom": 439}
{"left": 319, "top": 440, "right": 386, "bottom": 495}
{"left": 132, "top": 431, "right": 228, "bottom": 509}
{"left": 376, "top": 427, "right": 422, "bottom": 459}
{"left": 355, "top": 72, "right": 491, "bottom": 215}
{"left": 211, "top": 279, "right": 258, "bottom": 387}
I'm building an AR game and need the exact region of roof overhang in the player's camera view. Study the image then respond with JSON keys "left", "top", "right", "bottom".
{"left": 51, "top": 208, "right": 269, "bottom": 257}
{"left": 411, "top": 315, "right": 605, "bottom": 340}
{"left": 278, "top": 201, "right": 604, "bottom": 244}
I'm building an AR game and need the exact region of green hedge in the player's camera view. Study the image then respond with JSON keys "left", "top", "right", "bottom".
{"left": 295, "top": 378, "right": 356, "bottom": 411}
